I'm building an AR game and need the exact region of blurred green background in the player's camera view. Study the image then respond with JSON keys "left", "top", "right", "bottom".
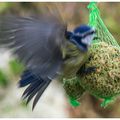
{"left": 0, "top": 2, "right": 120, "bottom": 118}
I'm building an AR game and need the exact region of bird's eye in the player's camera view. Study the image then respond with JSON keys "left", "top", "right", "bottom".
{"left": 91, "top": 31, "right": 94, "bottom": 34}
{"left": 82, "top": 30, "right": 96, "bottom": 38}
{"left": 89, "top": 30, "right": 96, "bottom": 35}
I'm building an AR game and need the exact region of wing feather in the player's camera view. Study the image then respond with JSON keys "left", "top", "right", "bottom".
{"left": 0, "top": 5, "right": 67, "bottom": 109}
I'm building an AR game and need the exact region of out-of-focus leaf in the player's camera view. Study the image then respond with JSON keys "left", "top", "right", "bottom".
{"left": 0, "top": 2, "right": 11, "bottom": 13}
{"left": 9, "top": 59, "right": 24, "bottom": 76}
{"left": 0, "top": 70, "right": 9, "bottom": 87}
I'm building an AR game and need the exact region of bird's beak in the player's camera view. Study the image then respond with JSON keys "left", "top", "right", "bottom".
{"left": 93, "top": 36, "right": 100, "bottom": 40}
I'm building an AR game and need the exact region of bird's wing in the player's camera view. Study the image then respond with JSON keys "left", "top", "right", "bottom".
{"left": 0, "top": 10, "right": 67, "bottom": 109}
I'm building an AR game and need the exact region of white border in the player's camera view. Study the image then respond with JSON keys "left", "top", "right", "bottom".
{"left": 0, "top": 118, "right": 119, "bottom": 120}
{"left": 0, "top": 0, "right": 120, "bottom": 2}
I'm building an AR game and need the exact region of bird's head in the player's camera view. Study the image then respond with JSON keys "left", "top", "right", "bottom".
{"left": 67, "top": 25, "right": 96, "bottom": 52}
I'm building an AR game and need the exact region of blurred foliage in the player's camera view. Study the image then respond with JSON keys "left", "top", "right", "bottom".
{"left": 0, "top": 2, "right": 11, "bottom": 13}
{"left": 98, "top": 3, "right": 120, "bottom": 45}
{"left": 9, "top": 59, "right": 24, "bottom": 76}
{"left": 0, "top": 70, "right": 9, "bottom": 87}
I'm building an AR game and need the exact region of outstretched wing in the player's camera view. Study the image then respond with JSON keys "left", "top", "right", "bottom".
{"left": 0, "top": 6, "right": 67, "bottom": 109}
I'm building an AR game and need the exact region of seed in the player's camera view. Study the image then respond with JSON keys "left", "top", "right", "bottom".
{"left": 79, "top": 42, "right": 120, "bottom": 99}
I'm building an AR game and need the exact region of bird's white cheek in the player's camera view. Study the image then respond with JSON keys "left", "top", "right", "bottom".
{"left": 82, "top": 35, "right": 95, "bottom": 45}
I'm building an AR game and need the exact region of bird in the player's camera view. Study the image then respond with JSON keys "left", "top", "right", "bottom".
{"left": 0, "top": 6, "right": 96, "bottom": 110}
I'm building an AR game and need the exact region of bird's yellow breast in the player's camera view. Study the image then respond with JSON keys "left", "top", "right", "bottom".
{"left": 62, "top": 42, "right": 89, "bottom": 79}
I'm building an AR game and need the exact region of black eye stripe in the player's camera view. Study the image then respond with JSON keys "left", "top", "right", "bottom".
{"left": 82, "top": 31, "right": 96, "bottom": 38}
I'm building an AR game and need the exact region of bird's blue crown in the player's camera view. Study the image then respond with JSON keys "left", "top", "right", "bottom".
{"left": 74, "top": 25, "right": 92, "bottom": 34}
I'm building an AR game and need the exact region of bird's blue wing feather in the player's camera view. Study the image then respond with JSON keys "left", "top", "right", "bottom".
{"left": 19, "top": 70, "right": 37, "bottom": 87}
{"left": 19, "top": 69, "right": 51, "bottom": 109}
{"left": 0, "top": 12, "right": 66, "bottom": 109}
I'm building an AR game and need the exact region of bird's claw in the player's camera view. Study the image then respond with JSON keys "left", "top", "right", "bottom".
{"left": 85, "top": 66, "right": 96, "bottom": 74}
{"left": 77, "top": 64, "right": 96, "bottom": 76}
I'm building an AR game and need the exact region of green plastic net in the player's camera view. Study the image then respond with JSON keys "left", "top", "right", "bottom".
{"left": 67, "top": 2, "right": 120, "bottom": 107}
{"left": 88, "top": 2, "right": 120, "bottom": 49}
{"left": 81, "top": 2, "right": 120, "bottom": 107}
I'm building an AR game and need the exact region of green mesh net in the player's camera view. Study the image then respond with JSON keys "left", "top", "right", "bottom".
{"left": 88, "top": 2, "right": 120, "bottom": 49}
{"left": 83, "top": 2, "right": 120, "bottom": 107}
{"left": 67, "top": 2, "right": 120, "bottom": 108}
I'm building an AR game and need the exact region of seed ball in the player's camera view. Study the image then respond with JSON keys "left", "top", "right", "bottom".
{"left": 79, "top": 42, "right": 120, "bottom": 99}
{"left": 63, "top": 77, "right": 85, "bottom": 99}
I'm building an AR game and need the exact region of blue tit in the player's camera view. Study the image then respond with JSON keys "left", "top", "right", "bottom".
{"left": 62, "top": 25, "right": 96, "bottom": 79}
{"left": 0, "top": 12, "right": 96, "bottom": 110}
